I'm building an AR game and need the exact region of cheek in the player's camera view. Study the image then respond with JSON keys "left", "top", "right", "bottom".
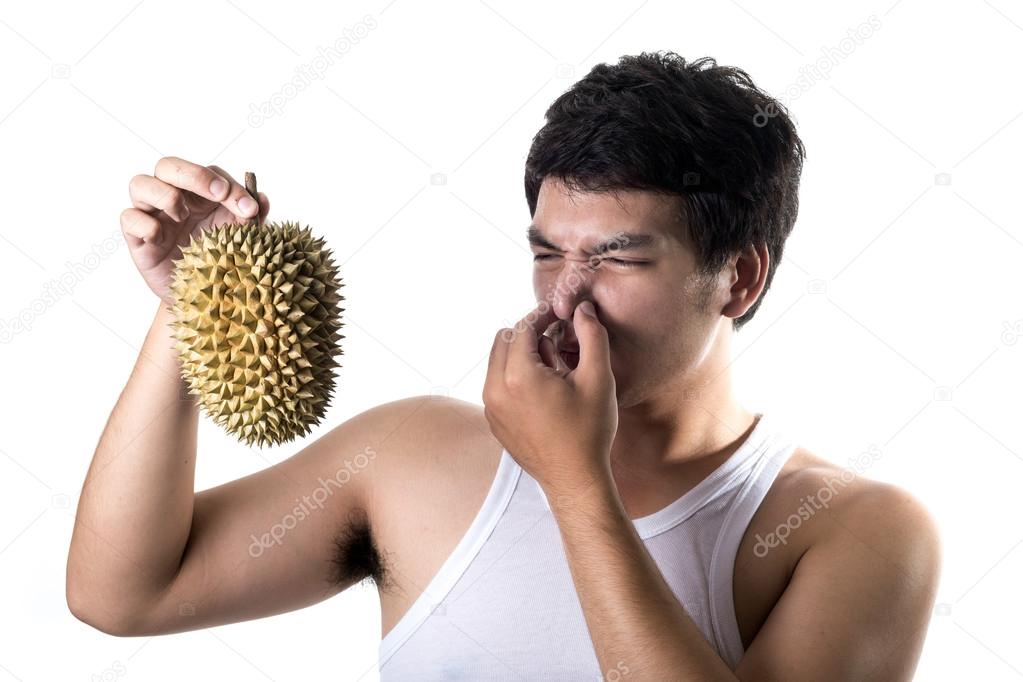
{"left": 591, "top": 279, "right": 658, "bottom": 326}
{"left": 532, "top": 270, "right": 547, "bottom": 296}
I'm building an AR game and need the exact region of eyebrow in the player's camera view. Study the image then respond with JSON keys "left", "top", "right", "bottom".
{"left": 526, "top": 225, "right": 657, "bottom": 256}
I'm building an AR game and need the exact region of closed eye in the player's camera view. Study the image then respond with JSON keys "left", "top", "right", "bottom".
{"left": 533, "top": 254, "right": 648, "bottom": 268}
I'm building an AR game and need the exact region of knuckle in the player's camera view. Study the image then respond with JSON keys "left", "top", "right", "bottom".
{"left": 482, "top": 388, "right": 501, "bottom": 409}
{"left": 206, "top": 164, "right": 230, "bottom": 183}
{"left": 177, "top": 165, "right": 199, "bottom": 187}
{"left": 161, "top": 186, "right": 184, "bottom": 208}
{"left": 157, "top": 156, "right": 200, "bottom": 189}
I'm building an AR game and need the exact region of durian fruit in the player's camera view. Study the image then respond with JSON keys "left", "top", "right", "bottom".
{"left": 167, "top": 172, "right": 345, "bottom": 448}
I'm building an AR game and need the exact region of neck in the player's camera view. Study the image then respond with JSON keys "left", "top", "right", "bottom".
{"left": 610, "top": 324, "right": 756, "bottom": 472}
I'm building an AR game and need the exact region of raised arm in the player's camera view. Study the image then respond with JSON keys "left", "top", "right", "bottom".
{"left": 66, "top": 156, "right": 423, "bottom": 636}
{"left": 66, "top": 293, "right": 429, "bottom": 635}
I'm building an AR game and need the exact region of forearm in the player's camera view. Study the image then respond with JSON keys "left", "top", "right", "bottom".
{"left": 548, "top": 476, "right": 738, "bottom": 681}
{"left": 67, "top": 299, "right": 199, "bottom": 622}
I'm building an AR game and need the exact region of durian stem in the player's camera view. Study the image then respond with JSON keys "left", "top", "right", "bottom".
{"left": 244, "top": 171, "right": 258, "bottom": 226}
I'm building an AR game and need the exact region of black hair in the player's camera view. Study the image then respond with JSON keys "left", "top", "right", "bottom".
{"left": 524, "top": 51, "right": 806, "bottom": 331}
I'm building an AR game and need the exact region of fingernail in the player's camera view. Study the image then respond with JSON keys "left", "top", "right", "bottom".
{"left": 579, "top": 301, "right": 596, "bottom": 317}
{"left": 238, "top": 196, "right": 257, "bottom": 216}
{"left": 210, "top": 177, "right": 227, "bottom": 199}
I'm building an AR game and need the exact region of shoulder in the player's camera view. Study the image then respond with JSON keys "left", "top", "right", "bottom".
{"left": 752, "top": 446, "right": 942, "bottom": 588}
{"left": 359, "top": 394, "right": 496, "bottom": 460}
{"left": 783, "top": 448, "right": 940, "bottom": 557}
{"left": 343, "top": 393, "right": 502, "bottom": 515}
{"left": 735, "top": 448, "right": 943, "bottom": 676}
{"left": 315, "top": 394, "right": 498, "bottom": 514}
{"left": 329, "top": 394, "right": 495, "bottom": 462}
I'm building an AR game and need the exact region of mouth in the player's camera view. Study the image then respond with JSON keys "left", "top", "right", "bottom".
{"left": 559, "top": 348, "right": 580, "bottom": 371}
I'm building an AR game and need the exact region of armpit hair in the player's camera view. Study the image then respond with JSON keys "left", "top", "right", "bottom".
{"left": 327, "top": 506, "right": 391, "bottom": 593}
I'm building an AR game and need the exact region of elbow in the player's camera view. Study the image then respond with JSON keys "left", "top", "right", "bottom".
{"left": 66, "top": 580, "right": 140, "bottom": 637}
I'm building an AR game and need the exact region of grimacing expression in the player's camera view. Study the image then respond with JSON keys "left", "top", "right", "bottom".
{"left": 529, "top": 176, "right": 724, "bottom": 407}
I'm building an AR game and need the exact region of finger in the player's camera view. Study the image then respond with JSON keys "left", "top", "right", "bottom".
{"left": 256, "top": 191, "right": 270, "bottom": 225}
{"left": 570, "top": 301, "right": 611, "bottom": 385}
{"left": 129, "top": 175, "right": 190, "bottom": 223}
{"left": 120, "top": 207, "right": 162, "bottom": 246}
{"left": 206, "top": 164, "right": 259, "bottom": 220}
{"left": 538, "top": 333, "right": 557, "bottom": 370}
{"left": 538, "top": 334, "right": 569, "bottom": 376}
{"left": 153, "top": 156, "right": 232, "bottom": 203}
{"left": 484, "top": 328, "right": 513, "bottom": 403}
{"left": 507, "top": 302, "right": 559, "bottom": 377}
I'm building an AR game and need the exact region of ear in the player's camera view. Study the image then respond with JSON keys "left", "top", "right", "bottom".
{"left": 721, "top": 242, "right": 769, "bottom": 321}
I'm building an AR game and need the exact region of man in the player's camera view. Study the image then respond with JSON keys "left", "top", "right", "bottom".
{"left": 67, "top": 52, "right": 941, "bottom": 679}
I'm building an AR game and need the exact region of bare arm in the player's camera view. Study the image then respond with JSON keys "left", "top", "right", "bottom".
{"left": 66, "top": 156, "right": 268, "bottom": 633}
{"left": 66, "top": 299, "right": 201, "bottom": 631}
{"left": 547, "top": 474, "right": 738, "bottom": 680}
{"left": 66, "top": 293, "right": 429, "bottom": 635}
{"left": 735, "top": 483, "right": 942, "bottom": 680}
{"left": 547, "top": 472, "right": 941, "bottom": 680}
{"left": 66, "top": 156, "right": 419, "bottom": 637}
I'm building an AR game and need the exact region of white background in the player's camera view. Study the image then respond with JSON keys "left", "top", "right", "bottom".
{"left": 1, "top": 0, "right": 1021, "bottom": 680}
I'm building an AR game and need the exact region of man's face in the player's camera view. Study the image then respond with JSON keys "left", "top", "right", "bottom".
{"left": 530, "top": 176, "right": 724, "bottom": 407}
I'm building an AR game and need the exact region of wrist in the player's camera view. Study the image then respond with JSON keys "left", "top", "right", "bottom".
{"left": 146, "top": 299, "right": 194, "bottom": 402}
{"left": 543, "top": 467, "right": 619, "bottom": 517}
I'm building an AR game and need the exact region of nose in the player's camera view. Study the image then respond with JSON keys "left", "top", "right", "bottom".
{"left": 548, "top": 257, "right": 597, "bottom": 322}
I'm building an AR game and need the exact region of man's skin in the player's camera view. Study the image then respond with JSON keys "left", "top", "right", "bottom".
{"left": 67, "top": 157, "right": 941, "bottom": 680}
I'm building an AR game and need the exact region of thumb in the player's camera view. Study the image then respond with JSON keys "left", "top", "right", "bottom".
{"left": 256, "top": 192, "right": 270, "bottom": 225}
{"left": 571, "top": 301, "right": 612, "bottom": 385}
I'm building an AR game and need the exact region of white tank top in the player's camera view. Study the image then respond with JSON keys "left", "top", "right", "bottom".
{"left": 379, "top": 411, "right": 798, "bottom": 679}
